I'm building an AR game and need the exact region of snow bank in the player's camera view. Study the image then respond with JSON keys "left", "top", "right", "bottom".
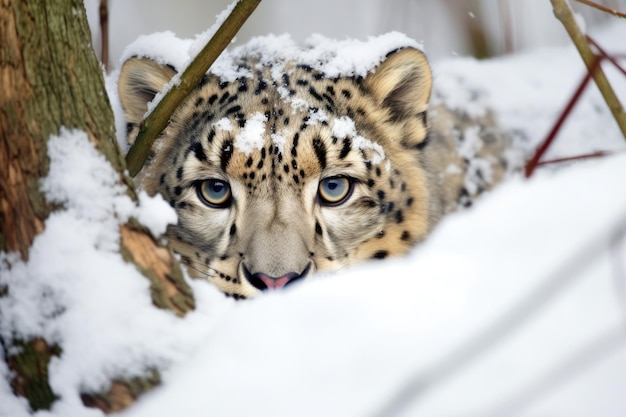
{"left": 116, "top": 150, "right": 626, "bottom": 417}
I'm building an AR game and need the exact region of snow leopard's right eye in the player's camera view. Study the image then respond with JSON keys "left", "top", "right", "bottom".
{"left": 318, "top": 176, "right": 354, "bottom": 206}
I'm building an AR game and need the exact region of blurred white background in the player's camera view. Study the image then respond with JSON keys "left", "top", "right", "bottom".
{"left": 84, "top": 0, "right": 626, "bottom": 69}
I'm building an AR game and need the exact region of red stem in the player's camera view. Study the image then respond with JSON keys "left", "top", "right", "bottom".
{"left": 587, "top": 36, "right": 626, "bottom": 78}
{"left": 524, "top": 55, "right": 601, "bottom": 177}
{"left": 535, "top": 150, "right": 610, "bottom": 166}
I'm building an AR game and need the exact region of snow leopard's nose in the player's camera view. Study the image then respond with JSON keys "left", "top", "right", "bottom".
{"left": 242, "top": 262, "right": 311, "bottom": 291}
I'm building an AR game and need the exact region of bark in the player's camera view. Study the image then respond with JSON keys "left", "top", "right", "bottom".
{"left": 0, "top": 0, "right": 194, "bottom": 412}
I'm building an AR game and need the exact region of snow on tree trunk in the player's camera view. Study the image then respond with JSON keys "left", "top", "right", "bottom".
{"left": 0, "top": 1, "right": 194, "bottom": 413}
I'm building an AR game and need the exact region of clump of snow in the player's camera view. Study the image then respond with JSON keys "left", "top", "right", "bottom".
{"left": 119, "top": 29, "right": 423, "bottom": 94}
{"left": 305, "top": 108, "right": 328, "bottom": 126}
{"left": 213, "top": 117, "right": 234, "bottom": 132}
{"left": 234, "top": 112, "right": 267, "bottom": 155}
{"left": 332, "top": 115, "right": 358, "bottom": 138}
{"left": 230, "top": 32, "right": 422, "bottom": 79}
{"left": 119, "top": 31, "right": 192, "bottom": 71}
{"left": 332, "top": 116, "right": 386, "bottom": 164}
{"left": 135, "top": 191, "right": 177, "bottom": 237}
{"left": 271, "top": 132, "right": 287, "bottom": 155}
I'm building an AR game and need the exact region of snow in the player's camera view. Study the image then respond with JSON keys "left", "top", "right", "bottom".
{"left": 234, "top": 112, "right": 267, "bottom": 155}
{"left": 121, "top": 153, "right": 626, "bottom": 417}
{"left": 213, "top": 117, "right": 234, "bottom": 133}
{"left": 2, "top": 13, "right": 626, "bottom": 417}
{"left": 0, "top": 130, "right": 232, "bottom": 417}
{"left": 332, "top": 116, "right": 386, "bottom": 165}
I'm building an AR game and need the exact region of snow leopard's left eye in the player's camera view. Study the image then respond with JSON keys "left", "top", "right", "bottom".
{"left": 196, "top": 179, "right": 232, "bottom": 208}
{"left": 318, "top": 176, "right": 353, "bottom": 206}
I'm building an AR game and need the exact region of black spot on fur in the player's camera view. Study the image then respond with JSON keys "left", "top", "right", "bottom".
{"left": 176, "top": 166, "right": 183, "bottom": 180}
{"left": 226, "top": 105, "right": 242, "bottom": 115}
{"left": 372, "top": 250, "right": 388, "bottom": 259}
{"left": 230, "top": 224, "right": 237, "bottom": 236}
{"left": 339, "top": 138, "right": 351, "bottom": 159}
{"left": 208, "top": 94, "right": 218, "bottom": 105}
{"left": 312, "top": 138, "right": 327, "bottom": 169}
{"left": 309, "top": 86, "right": 323, "bottom": 101}
{"left": 255, "top": 79, "right": 268, "bottom": 95}
{"left": 315, "top": 222, "right": 323, "bottom": 235}
{"left": 406, "top": 197, "right": 414, "bottom": 207}
{"left": 377, "top": 190, "right": 385, "bottom": 200}
{"left": 219, "top": 91, "right": 230, "bottom": 104}
{"left": 188, "top": 142, "right": 207, "bottom": 162}
{"left": 416, "top": 133, "right": 430, "bottom": 150}
{"left": 395, "top": 210, "right": 404, "bottom": 223}
{"left": 341, "top": 89, "right": 352, "bottom": 99}
{"left": 246, "top": 157, "right": 254, "bottom": 168}
{"left": 401, "top": 231, "right": 410, "bottom": 241}
{"left": 221, "top": 140, "right": 233, "bottom": 170}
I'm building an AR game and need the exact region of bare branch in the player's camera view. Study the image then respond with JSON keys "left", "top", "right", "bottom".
{"left": 125, "top": 0, "right": 262, "bottom": 177}
{"left": 574, "top": 0, "right": 626, "bottom": 18}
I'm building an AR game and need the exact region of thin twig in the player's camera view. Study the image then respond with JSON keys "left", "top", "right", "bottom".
{"left": 551, "top": 0, "right": 626, "bottom": 140}
{"left": 535, "top": 150, "right": 611, "bottom": 166}
{"left": 524, "top": 59, "right": 598, "bottom": 177}
{"left": 99, "top": 0, "right": 109, "bottom": 72}
{"left": 574, "top": 0, "right": 626, "bottom": 18}
{"left": 125, "top": 0, "right": 262, "bottom": 177}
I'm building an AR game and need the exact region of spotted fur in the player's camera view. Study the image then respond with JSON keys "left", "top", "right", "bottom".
{"left": 118, "top": 46, "right": 512, "bottom": 299}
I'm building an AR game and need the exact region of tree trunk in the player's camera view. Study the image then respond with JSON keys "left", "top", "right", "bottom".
{"left": 0, "top": 0, "right": 194, "bottom": 412}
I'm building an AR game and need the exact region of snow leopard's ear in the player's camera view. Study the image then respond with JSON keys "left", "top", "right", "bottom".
{"left": 118, "top": 57, "right": 177, "bottom": 140}
{"left": 366, "top": 48, "right": 432, "bottom": 146}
